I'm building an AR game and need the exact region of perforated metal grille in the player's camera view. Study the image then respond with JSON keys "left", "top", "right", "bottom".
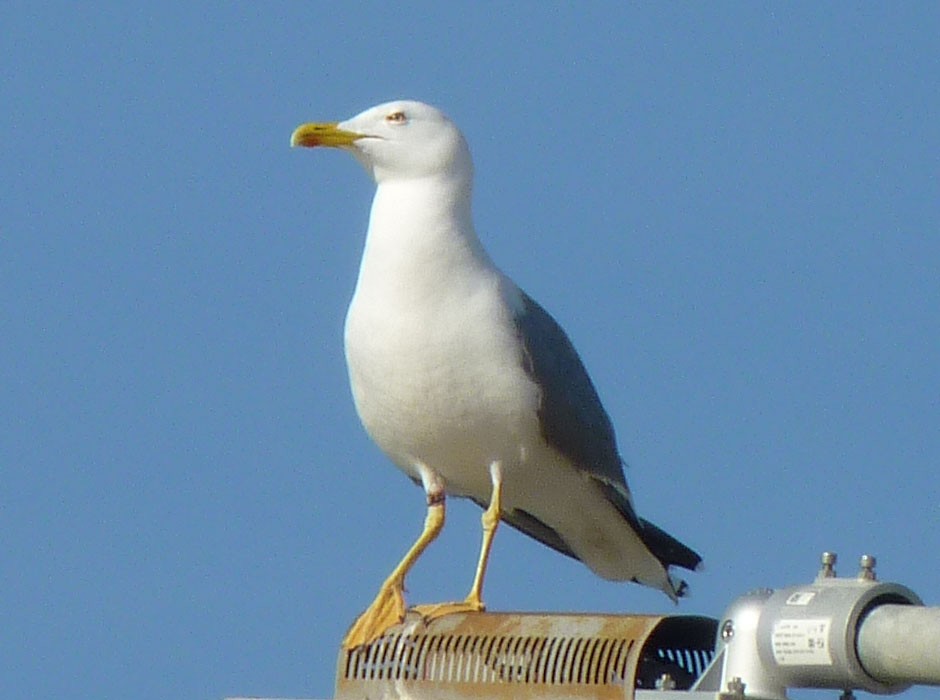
{"left": 343, "top": 633, "right": 637, "bottom": 685}
{"left": 335, "top": 612, "right": 718, "bottom": 700}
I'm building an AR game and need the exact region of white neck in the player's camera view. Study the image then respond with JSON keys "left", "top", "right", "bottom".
{"left": 352, "top": 176, "right": 495, "bottom": 304}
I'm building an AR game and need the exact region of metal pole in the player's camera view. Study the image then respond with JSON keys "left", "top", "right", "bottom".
{"left": 856, "top": 604, "right": 940, "bottom": 687}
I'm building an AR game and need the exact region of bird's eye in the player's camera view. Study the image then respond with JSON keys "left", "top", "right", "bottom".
{"left": 385, "top": 111, "right": 407, "bottom": 124}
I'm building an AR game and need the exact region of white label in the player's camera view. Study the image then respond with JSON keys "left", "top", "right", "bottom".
{"left": 785, "top": 591, "right": 816, "bottom": 606}
{"left": 772, "top": 618, "right": 833, "bottom": 666}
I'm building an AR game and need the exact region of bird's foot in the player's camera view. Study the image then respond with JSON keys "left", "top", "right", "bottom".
{"left": 411, "top": 595, "right": 485, "bottom": 622}
{"left": 342, "top": 578, "right": 407, "bottom": 649}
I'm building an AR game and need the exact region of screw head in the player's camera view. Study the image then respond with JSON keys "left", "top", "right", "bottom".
{"left": 858, "top": 554, "right": 877, "bottom": 580}
{"left": 819, "top": 551, "right": 838, "bottom": 578}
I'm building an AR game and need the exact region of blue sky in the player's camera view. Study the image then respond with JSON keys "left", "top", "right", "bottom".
{"left": 3, "top": 3, "right": 939, "bottom": 699}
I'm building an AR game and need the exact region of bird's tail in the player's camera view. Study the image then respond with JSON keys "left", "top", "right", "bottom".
{"left": 591, "top": 477, "right": 703, "bottom": 599}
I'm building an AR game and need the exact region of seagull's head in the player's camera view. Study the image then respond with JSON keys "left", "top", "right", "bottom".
{"left": 291, "top": 100, "right": 473, "bottom": 186}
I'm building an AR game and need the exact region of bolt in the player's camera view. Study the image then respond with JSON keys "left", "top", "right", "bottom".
{"left": 657, "top": 673, "right": 676, "bottom": 690}
{"left": 820, "top": 551, "right": 838, "bottom": 578}
{"left": 721, "top": 619, "right": 735, "bottom": 641}
{"left": 858, "top": 554, "right": 877, "bottom": 581}
{"left": 727, "top": 676, "right": 746, "bottom": 696}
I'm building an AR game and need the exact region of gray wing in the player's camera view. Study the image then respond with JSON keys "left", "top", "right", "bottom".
{"left": 512, "top": 290, "right": 629, "bottom": 488}
{"left": 512, "top": 290, "right": 702, "bottom": 574}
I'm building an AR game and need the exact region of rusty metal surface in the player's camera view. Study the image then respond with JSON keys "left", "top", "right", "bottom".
{"left": 335, "top": 611, "right": 668, "bottom": 700}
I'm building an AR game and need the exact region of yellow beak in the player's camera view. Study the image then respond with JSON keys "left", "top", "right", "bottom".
{"left": 290, "top": 122, "right": 363, "bottom": 148}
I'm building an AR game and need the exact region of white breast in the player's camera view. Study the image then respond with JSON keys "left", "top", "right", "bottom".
{"left": 343, "top": 181, "right": 540, "bottom": 499}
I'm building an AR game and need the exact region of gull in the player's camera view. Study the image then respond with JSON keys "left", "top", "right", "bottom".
{"left": 291, "top": 100, "right": 702, "bottom": 649}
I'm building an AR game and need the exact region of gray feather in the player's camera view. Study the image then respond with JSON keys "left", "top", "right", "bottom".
{"left": 513, "top": 291, "right": 627, "bottom": 487}
{"left": 512, "top": 290, "right": 701, "bottom": 575}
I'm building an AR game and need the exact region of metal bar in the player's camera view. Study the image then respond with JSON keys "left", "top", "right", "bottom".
{"left": 856, "top": 604, "right": 940, "bottom": 686}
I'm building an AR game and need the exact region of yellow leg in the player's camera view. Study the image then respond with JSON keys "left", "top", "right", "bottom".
{"left": 413, "top": 464, "right": 503, "bottom": 620}
{"left": 465, "top": 465, "right": 503, "bottom": 607}
{"left": 342, "top": 500, "right": 445, "bottom": 649}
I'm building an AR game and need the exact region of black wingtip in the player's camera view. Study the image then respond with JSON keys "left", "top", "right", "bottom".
{"left": 637, "top": 517, "right": 703, "bottom": 573}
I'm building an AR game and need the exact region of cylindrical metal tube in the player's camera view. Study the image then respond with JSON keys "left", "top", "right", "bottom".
{"left": 754, "top": 581, "right": 920, "bottom": 694}
{"left": 857, "top": 604, "right": 940, "bottom": 686}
